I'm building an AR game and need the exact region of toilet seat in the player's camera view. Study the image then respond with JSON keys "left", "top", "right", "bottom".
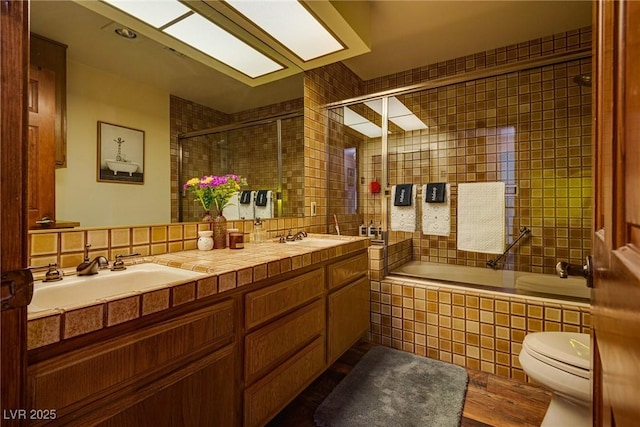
{"left": 519, "top": 332, "right": 591, "bottom": 405}
{"left": 522, "top": 332, "right": 590, "bottom": 378}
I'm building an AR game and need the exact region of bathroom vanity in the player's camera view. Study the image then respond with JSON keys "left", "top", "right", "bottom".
{"left": 26, "top": 235, "right": 369, "bottom": 427}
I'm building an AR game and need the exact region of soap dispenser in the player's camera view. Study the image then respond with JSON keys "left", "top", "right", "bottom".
{"left": 253, "top": 218, "right": 266, "bottom": 243}
{"left": 368, "top": 221, "right": 375, "bottom": 238}
{"left": 360, "top": 221, "right": 367, "bottom": 236}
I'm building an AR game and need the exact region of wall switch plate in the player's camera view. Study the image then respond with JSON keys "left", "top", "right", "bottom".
{"left": 311, "top": 202, "right": 317, "bottom": 216}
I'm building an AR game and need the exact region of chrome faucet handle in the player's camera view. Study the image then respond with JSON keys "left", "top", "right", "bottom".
{"left": 111, "top": 253, "right": 140, "bottom": 271}
{"left": 28, "top": 263, "right": 63, "bottom": 282}
{"left": 556, "top": 257, "right": 594, "bottom": 287}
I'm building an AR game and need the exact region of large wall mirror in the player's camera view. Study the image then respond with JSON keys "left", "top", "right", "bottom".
{"left": 30, "top": 0, "right": 304, "bottom": 228}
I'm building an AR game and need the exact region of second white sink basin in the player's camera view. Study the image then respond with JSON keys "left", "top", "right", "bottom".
{"left": 29, "top": 263, "right": 206, "bottom": 313}
{"left": 284, "top": 237, "right": 340, "bottom": 248}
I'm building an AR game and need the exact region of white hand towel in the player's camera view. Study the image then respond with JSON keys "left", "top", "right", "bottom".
{"left": 238, "top": 191, "right": 255, "bottom": 220}
{"left": 390, "top": 185, "right": 417, "bottom": 232}
{"left": 457, "top": 182, "right": 505, "bottom": 254}
{"left": 422, "top": 184, "right": 451, "bottom": 236}
{"left": 222, "top": 192, "right": 240, "bottom": 220}
{"left": 254, "top": 190, "right": 273, "bottom": 219}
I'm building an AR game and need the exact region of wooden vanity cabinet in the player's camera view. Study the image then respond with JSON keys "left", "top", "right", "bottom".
{"left": 27, "top": 299, "right": 237, "bottom": 426}
{"left": 26, "top": 247, "right": 369, "bottom": 427}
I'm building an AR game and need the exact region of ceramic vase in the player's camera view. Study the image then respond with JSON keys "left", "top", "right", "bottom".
{"left": 197, "top": 230, "right": 214, "bottom": 251}
{"left": 213, "top": 213, "right": 227, "bottom": 249}
{"left": 202, "top": 210, "right": 213, "bottom": 222}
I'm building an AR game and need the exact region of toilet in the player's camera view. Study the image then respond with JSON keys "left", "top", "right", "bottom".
{"left": 519, "top": 332, "right": 591, "bottom": 426}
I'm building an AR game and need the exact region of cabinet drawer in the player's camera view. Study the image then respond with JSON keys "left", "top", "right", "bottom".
{"left": 28, "top": 300, "right": 235, "bottom": 414}
{"left": 245, "top": 268, "right": 324, "bottom": 330}
{"left": 328, "top": 276, "right": 370, "bottom": 363}
{"left": 327, "top": 252, "right": 368, "bottom": 290}
{"left": 245, "top": 299, "right": 325, "bottom": 385}
{"left": 244, "top": 336, "right": 326, "bottom": 427}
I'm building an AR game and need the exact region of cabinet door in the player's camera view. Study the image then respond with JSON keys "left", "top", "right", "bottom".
{"left": 245, "top": 268, "right": 324, "bottom": 330}
{"left": 244, "top": 336, "right": 325, "bottom": 427}
{"left": 327, "top": 276, "right": 370, "bottom": 363}
{"left": 28, "top": 66, "right": 56, "bottom": 227}
{"left": 245, "top": 299, "right": 325, "bottom": 385}
{"left": 96, "top": 345, "right": 236, "bottom": 427}
{"left": 327, "top": 252, "right": 368, "bottom": 290}
{"left": 30, "top": 34, "right": 67, "bottom": 167}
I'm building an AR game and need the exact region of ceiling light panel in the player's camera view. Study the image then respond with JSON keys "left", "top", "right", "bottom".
{"left": 365, "top": 97, "right": 428, "bottom": 132}
{"left": 102, "top": 0, "right": 190, "bottom": 28}
{"left": 163, "top": 13, "right": 284, "bottom": 78}
{"left": 344, "top": 107, "right": 382, "bottom": 138}
{"left": 225, "top": 0, "right": 343, "bottom": 61}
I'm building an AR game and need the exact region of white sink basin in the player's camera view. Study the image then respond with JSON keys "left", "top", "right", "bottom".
{"left": 29, "top": 263, "right": 206, "bottom": 313}
{"left": 284, "top": 237, "right": 341, "bottom": 248}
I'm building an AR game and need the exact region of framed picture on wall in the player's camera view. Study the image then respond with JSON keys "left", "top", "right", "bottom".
{"left": 97, "top": 121, "right": 145, "bottom": 184}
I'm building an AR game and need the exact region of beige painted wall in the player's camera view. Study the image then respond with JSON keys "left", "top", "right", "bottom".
{"left": 56, "top": 61, "right": 171, "bottom": 227}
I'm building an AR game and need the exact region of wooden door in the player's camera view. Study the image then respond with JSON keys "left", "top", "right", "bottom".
{"left": 27, "top": 66, "right": 56, "bottom": 227}
{"left": 592, "top": 1, "right": 640, "bottom": 426}
{"left": 1, "top": 0, "right": 30, "bottom": 424}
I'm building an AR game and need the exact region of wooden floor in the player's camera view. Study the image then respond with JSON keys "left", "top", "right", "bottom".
{"left": 267, "top": 342, "right": 551, "bottom": 427}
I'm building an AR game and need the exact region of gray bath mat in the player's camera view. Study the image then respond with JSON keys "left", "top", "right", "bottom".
{"left": 314, "top": 346, "right": 468, "bottom": 427}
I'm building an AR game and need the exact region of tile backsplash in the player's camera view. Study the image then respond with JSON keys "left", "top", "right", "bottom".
{"left": 28, "top": 218, "right": 305, "bottom": 270}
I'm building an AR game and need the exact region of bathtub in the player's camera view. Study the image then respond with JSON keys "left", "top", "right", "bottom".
{"left": 106, "top": 159, "right": 140, "bottom": 176}
{"left": 390, "top": 260, "right": 590, "bottom": 300}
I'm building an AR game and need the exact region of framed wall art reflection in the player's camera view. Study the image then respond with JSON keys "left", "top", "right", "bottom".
{"left": 97, "top": 121, "right": 145, "bottom": 184}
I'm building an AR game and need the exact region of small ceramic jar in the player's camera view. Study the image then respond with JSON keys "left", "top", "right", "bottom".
{"left": 229, "top": 232, "right": 244, "bottom": 249}
{"left": 197, "top": 230, "right": 214, "bottom": 250}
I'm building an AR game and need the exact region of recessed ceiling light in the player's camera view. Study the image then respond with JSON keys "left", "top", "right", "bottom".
{"left": 114, "top": 27, "right": 137, "bottom": 39}
{"left": 225, "top": 0, "right": 343, "bottom": 61}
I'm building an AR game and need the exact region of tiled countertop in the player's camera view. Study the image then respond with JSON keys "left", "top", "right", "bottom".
{"left": 27, "top": 234, "right": 370, "bottom": 350}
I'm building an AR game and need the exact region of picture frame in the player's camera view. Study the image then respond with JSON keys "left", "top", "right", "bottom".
{"left": 97, "top": 121, "right": 145, "bottom": 184}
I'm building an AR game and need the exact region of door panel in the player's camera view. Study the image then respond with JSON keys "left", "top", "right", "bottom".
{"left": 1, "top": 1, "right": 30, "bottom": 424}
{"left": 592, "top": 1, "right": 640, "bottom": 426}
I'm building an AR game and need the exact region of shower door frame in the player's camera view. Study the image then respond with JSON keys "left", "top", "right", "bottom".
{"left": 176, "top": 111, "right": 303, "bottom": 222}
{"left": 326, "top": 47, "right": 591, "bottom": 277}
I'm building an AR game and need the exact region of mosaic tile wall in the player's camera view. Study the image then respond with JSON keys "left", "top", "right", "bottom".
{"left": 324, "top": 27, "right": 593, "bottom": 275}
{"left": 171, "top": 97, "right": 304, "bottom": 223}
{"left": 367, "top": 242, "right": 590, "bottom": 381}
{"left": 304, "top": 62, "right": 364, "bottom": 234}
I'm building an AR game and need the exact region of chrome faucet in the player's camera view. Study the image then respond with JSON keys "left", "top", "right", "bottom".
{"left": 555, "top": 261, "right": 586, "bottom": 279}
{"left": 76, "top": 244, "right": 109, "bottom": 275}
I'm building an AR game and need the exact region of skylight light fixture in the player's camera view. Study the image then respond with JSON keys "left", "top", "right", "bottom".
{"left": 163, "top": 13, "right": 284, "bottom": 78}
{"left": 344, "top": 107, "right": 382, "bottom": 138}
{"left": 365, "top": 97, "right": 428, "bottom": 132}
{"left": 225, "top": 0, "right": 344, "bottom": 61}
{"left": 102, "top": 0, "right": 191, "bottom": 28}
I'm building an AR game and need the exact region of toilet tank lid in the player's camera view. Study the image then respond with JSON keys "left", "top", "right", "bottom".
{"left": 523, "top": 332, "right": 590, "bottom": 370}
